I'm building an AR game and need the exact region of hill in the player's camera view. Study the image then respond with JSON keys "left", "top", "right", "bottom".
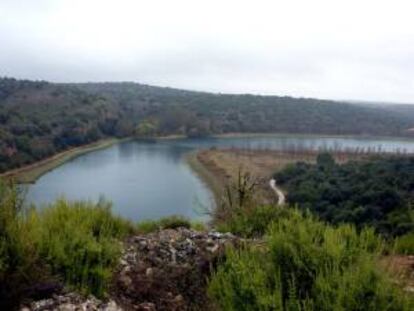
{"left": 1, "top": 77, "right": 413, "bottom": 172}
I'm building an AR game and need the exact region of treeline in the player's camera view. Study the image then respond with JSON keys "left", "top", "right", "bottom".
{"left": 76, "top": 82, "right": 414, "bottom": 137}
{"left": 274, "top": 154, "right": 414, "bottom": 237}
{"left": 1, "top": 77, "right": 414, "bottom": 173}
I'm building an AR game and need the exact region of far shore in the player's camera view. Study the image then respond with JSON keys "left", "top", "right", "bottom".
{"left": 2, "top": 131, "right": 412, "bottom": 184}
{"left": 213, "top": 132, "right": 414, "bottom": 141}
{"left": 0, "top": 138, "right": 128, "bottom": 183}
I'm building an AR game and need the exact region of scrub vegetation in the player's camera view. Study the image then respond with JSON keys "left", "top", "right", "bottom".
{"left": 209, "top": 209, "right": 413, "bottom": 311}
{"left": 207, "top": 164, "right": 414, "bottom": 310}
{"left": 136, "top": 215, "right": 206, "bottom": 234}
{"left": 0, "top": 180, "right": 134, "bottom": 308}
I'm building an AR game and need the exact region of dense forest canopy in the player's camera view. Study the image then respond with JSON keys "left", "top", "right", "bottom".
{"left": 1, "top": 77, "right": 414, "bottom": 172}
{"left": 275, "top": 155, "right": 414, "bottom": 237}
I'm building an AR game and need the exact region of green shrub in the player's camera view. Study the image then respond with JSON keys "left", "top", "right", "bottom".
{"left": 0, "top": 180, "right": 42, "bottom": 308}
{"left": 216, "top": 205, "right": 287, "bottom": 237}
{"left": 136, "top": 215, "right": 194, "bottom": 234}
{"left": 136, "top": 219, "right": 160, "bottom": 234}
{"left": 190, "top": 220, "right": 207, "bottom": 231}
{"left": 34, "top": 198, "right": 134, "bottom": 296}
{"left": 159, "top": 215, "right": 191, "bottom": 229}
{"left": 394, "top": 233, "right": 414, "bottom": 255}
{"left": 209, "top": 209, "right": 413, "bottom": 310}
{"left": 0, "top": 178, "right": 135, "bottom": 304}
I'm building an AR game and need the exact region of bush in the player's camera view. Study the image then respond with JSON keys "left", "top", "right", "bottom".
{"left": 136, "top": 219, "right": 160, "bottom": 234}
{"left": 136, "top": 215, "right": 201, "bottom": 234}
{"left": 394, "top": 233, "right": 414, "bottom": 255}
{"left": 0, "top": 179, "right": 42, "bottom": 308}
{"left": 190, "top": 220, "right": 207, "bottom": 231}
{"left": 216, "top": 205, "right": 287, "bottom": 238}
{"left": 159, "top": 215, "right": 191, "bottom": 230}
{"left": 0, "top": 179, "right": 135, "bottom": 307}
{"left": 34, "top": 198, "right": 134, "bottom": 296}
{"left": 209, "top": 209, "right": 413, "bottom": 310}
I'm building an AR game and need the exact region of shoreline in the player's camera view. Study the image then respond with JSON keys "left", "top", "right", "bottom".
{"left": 212, "top": 132, "right": 414, "bottom": 141}
{"left": 185, "top": 151, "right": 223, "bottom": 207}
{"left": 0, "top": 138, "right": 128, "bottom": 183}
{"left": 2, "top": 131, "right": 413, "bottom": 184}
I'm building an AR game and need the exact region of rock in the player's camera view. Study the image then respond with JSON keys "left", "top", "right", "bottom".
{"left": 58, "top": 303, "right": 76, "bottom": 311}
{"left": 112, "top": 228, "right": 238, "bottom": 310}
{"left": 136, "top": 302, "right": 156, "bottom": 311}
{"left": 174, "top": 294, "right": 183, "bottom": 302}
{"left": 103, "top": 300, "right": 123, "bottom": 311}
{"left": 119, "top": 274, "right": 133, "bottom": 287}
{"left": 207, "top": 244, "right": 219, "bottom": 253}
{"left": 208, "top": 232, "right": 223, "bottom": 239}
{"left": 404, "top": 286, "right": 414, "bottom": 293}
{"left": 25, "top": 228, "right": 238, "bottom": 311}
{"left": 145, "top": 267, "right": 153, "bottom": 277}
{"left": 21, "top": 292, "right": 123, "bottom": 311}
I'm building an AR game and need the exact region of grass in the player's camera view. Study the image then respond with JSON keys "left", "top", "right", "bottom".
{"left": 209, "top": 208, "right": 414, "bottom": 310}
{"left": 216, "top": 205, "right": 289, "bottom": 237}
{"left": 33, "top": 198, "right": 134, "bottom": 295}
{"left": 136, "top": 215, "right": 207, "bottom": 234}
{"left": 0, "top": 180, "right": 135, "bottom": 308}
{"left": 0, "top": 138, "right": 125, "bottom": 183}
{"left": 394, "top": 233, "right": 414, "bottom": 255}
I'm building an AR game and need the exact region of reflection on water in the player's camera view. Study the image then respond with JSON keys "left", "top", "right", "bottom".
{"left": 26, "top": 135, "right": 414, "bottom": 221}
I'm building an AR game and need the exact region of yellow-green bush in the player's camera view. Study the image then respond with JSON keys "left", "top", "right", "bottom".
{"left": 33, "top": 198, "right": 134, "bottom": 296}
{"left": 0, "top": 180, "right": 135, "bottom": 307}
{"left": 0, "top": 180, "right": 45, "bottom": 308}
{"left": 209, "top": 209, "right": 413, "bottom": 311}
{"left": 216, "top": 205, "right": 289, "bottom": 237}
{"left": 394, "top": 232, "right": 414, "bottom": 255}
{"left": 136, "top": 215, "right": 205, "bottom": 234}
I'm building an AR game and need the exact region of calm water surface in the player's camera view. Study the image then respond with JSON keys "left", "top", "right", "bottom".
{"left": 26, "top": 135, "right": 414, "bottom": 221}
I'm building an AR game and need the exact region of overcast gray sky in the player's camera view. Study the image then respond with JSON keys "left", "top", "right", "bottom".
{"left": 1, "top": 0, "right": 414, "bottom": 103}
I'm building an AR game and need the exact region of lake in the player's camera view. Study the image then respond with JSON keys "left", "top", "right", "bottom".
{"left": 25, "top": 135, "right": 414, "bottom": 221}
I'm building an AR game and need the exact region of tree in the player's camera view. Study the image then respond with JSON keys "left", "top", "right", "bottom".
{"left": 136, "top": 119, "right": 158, "bottom": 137}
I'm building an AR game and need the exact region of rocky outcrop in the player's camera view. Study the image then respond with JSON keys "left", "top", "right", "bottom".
{"left": 20, "top": 292, "right": 121, "bottom": 311}
{"left": 113, "top": 228, "right": 237, "bottom": 310}
{"left": 20, "top": 228, "right": 238, "bottom": 311}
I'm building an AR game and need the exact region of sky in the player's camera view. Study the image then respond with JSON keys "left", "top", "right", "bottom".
{"left": 1, "top": 0, "right": 414, "bottom": 103}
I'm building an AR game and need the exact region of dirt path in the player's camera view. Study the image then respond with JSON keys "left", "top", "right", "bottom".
{"left": 269, "top": 179, "right": 285, "bottom": 205}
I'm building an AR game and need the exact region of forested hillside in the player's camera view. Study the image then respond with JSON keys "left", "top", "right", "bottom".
{"left": 1, "top": 77, "right": 413, "bottom": 172}
{"left": 0, "top": 78, "right": 135, "bottom": 172}
{"left": 275, "top": 154, "right": 414, "bottom": 237}
{"left": 76, "top": 82, "right": 414, "bottom": 136}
